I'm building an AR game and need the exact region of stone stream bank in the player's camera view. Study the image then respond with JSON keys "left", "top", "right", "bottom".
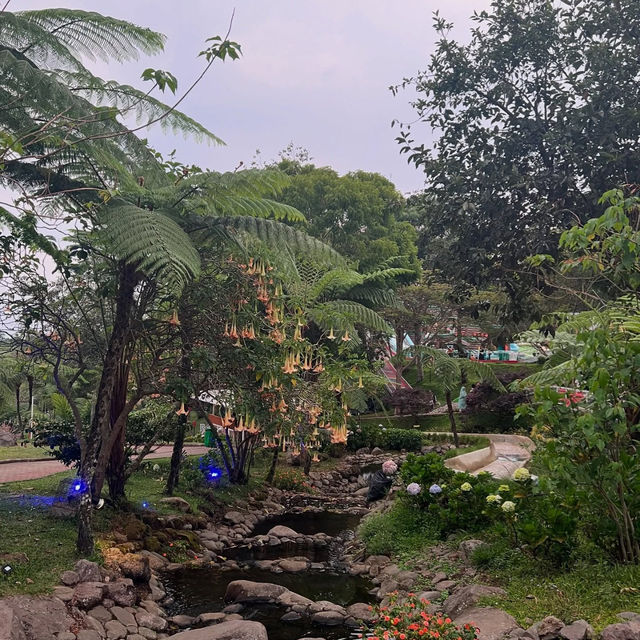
{"left": 2, "top": 448, "right": 639, "bottom": 640}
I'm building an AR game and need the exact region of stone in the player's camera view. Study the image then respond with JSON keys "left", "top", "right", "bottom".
{"left": 57, "top": 634, "right": 77, "bottom": 640}
{"left": 2, "top": 596, "right": 76, "bottom": 640}
{"left": 224, "top": 580, "right": 288, "bottom": 603}
{"left": 0, "top": 602, "right": 26, "bottom": 640}
{"left": 134, "top": 614, "right": 167, "bottom": 633}
{"left": 194, "top": 613, "right": 226, "bottom": 626}
{"left": 443, "top": 585, "right": 507, "bottom": 617}
{"left": 110, "top": 607, "right": 136, "bottom": 627}
{"left": 222, "top": 605, "right": 243, "bottom": 614}
{"left": 310, "top": 611, "right": 346, "bottom": 626}
{"left": 417, "top": 591, "right": 441, "bottom": 602}
{"left": 118, "top": 555, "right": 150, "bottom": 583}
{"left": 61, "top": 571, "right": 80, "bottom": 587}
{"left": 276, "top": 591, "right": 314, "bottom": 608}
{"left": 104, "top": 621, "right": 127, "bottom": 640}
{"left": 280, "top": 612, "right": 303, "bottom": 622}
{"left": 600, "top": 622, "right": 640, "bottom": 640}
{"left": 140, "top": 601, "right": 164, "bottom": 617}
{"left": 454, "top": 608, "right": 520, "bottom": 640}
{"left": 53, "top": 586, "right": 75, "bottom": 602}
{"left": 77, "top": 632, "right": 101, "bottom": 640}
{"left": 167, "top": 621, "right": 268, "bottom": 640}
{"left": 72, "top": 582, "right": 106, "bottom": 609}
{"left": 223, "top": 512, "right": 246, "bottom": 526}
{"left": 105, "top": 582, "right": 138, "bottom": 608}
{"left": 158, "top": 497, "right": 191, "bottom": 513}
{"left": 137, "top": 629, "right": 157, "bottom": 640}
{"left": 435, "top": 580, "right": 457, "bottom": 592}
{"left": 432, "top": 571, "right": 447, "bottom": 584}
{"left": 371, "top": 447, "right": 383, "bottom": 455}
{"left": 537, "top": 616, "right": 565, "bottom": 640}
{"left": 74, "top": 560, "right": 102, "bottom": 584}
{"left": 459, "top": 540, "right": 488, "bottom": 562}
{"left": 0, "top": 431, "right": 18, "bottom": 446}
{"left": 168, "top": 616, "right": 194, "bottom": 629}
{"left": 88, "top": 606, "right": 113, "bottom": 625}
{"left": 346, "top": 603, "right": 375, "bottom": 623}
{"left": 85, "top": 617, "right": 105, "bottom": 638}
{"left": 560, "top": 621, "right": 594, "bottom": 640}
{"left": 128, "top": 636, "right": 146, "bottom": 640}
{"left": 267, "top": 525, "right": 298, "bottom": 538}
{"left": 396, "top": 570, "right": 419, "bottom": 589}
{"left": 278, "top": 559, "right": 308, "bottom": 573}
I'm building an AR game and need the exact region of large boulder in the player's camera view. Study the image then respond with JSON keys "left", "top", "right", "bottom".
{"left": 1, "top": 596, "right": 75, "bottom": 640}
{"left": 459, "top": 540, "right": 488, "bottom": 562}
{"left": 72, "top": 582, "right": 106, "bottom": 609}
{"left": 454, "top": 607, "right": 521, "bottom": 640}
{"left": 443, "top": 585, "right": 507, "bottom": 617}
{"left": 224, "top": 580, "right": 288, "bottom": 604}
{"left": 278, "top": 559, "right": 308, "bottom": 573}
{"left": 347, "top": 603, "right": 375, "bottom": 623}
{"left": 560, "top": 620, "right": 594, "bottom": 640}
{"left": 168, "top": 621, "right": 268, "bottom": 640}
{"left": 119, "top": 554, "right": 151, "bottom": 583}
{"left": 158, "top": 497, "right": 191, "bottom": 513}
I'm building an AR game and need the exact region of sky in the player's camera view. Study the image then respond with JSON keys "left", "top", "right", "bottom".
{"left": 19, "top": 0, "right": 492, "bottom": 195}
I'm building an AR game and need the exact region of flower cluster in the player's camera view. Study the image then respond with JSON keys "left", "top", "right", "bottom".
{"left": 272, "top": 468, "right": 313, "bottom": 492}
{"left": 364, "top": 592, "right": 479, "bottom": 640}
{"left": 382, "top": 459, "right": 398, "bottom": 475}
{"left": 429, "top": 484, "right": 442, "bottom": 495}
{"left": 407, "top": 482, "right": 422, "bottom": 496}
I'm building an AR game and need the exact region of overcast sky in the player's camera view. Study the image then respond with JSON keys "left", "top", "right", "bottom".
{"left": 21, "top": 0, "right": 492, "bottom": 195}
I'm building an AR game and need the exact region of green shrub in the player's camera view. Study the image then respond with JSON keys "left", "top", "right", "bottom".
{"left": 347, "top": 421, "right": 423, "bottom": 451}
{"left": 272, "top": 468, "right": 312, "bottom": 492}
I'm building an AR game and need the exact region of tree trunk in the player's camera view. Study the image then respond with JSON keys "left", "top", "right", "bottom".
{"left": 415, "top": 327, "right": 424, "bottom": 382}
{"left": 76, "top": 492, "right": 94, "bottom": 555}
{"left": 105, "top": 365, "right": 130, "bottom": 504}
{"left": 107, "top": 423, "right": 127, "bottom": 504}
{"left": 395, "top": 327, "right": 404, "bottom": 388}
{"left": 89, "top": 263, "right": 137, "bottom": 506}
{"left": 166, "top": 414, "right": 187, "bottom": 495}
{"left": 15, "top": 383, "right": 23, "bottom": 432}
{"left": 445, "top": 390, "right": 460, "bottom": 448}
{"left": 266, "top": 446, "right": 279, "bottom": 484}
{"left": 301, "top": 446, "right": 312, "bottom": 475}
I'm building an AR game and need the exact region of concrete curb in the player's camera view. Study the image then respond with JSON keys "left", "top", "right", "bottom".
{"left": 0, "top": 457, "right": 52, "bottom": 465}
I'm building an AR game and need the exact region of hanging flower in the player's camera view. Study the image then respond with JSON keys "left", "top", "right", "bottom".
{"left": 327, "top": 327, "right": 336, "bottom": 340}
{"left": 176, "top": 402, "right": 189, "bottom": 416}
{"left": 407, "top": 483, "right": 421, "bottom": 495}
{"left": 168, "top": 310, "right": 180, "bottom": 326}
{"left": 429, "top": 484, "right": 442, "bottom": 495}
{"left": 460, "top": 482, "right": 473, "bottom": 492}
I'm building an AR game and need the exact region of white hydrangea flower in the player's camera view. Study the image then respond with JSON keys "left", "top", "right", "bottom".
{"left": 513, "top": 467, "right": 531, "bottom": 482}
{"left": 501, "top": 500, "right": 516, "bottom": 513}
{"left": 486, "top": 494, "right": 502, "bottom": 504}
{"left": 407, "top": 482, "right": 422, "bottom": 495}
{"left": 460, "top": 482, "right": 472, "bottom": 492}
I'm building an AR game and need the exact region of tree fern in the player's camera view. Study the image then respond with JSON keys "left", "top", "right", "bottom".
{"left": 99, "top": 199, "right": 200, "bottom": 292}
{"left": 309, "top": 300, "right": 393, "bottom": 335}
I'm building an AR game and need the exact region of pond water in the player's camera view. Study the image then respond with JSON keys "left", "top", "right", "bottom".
{"left": 161, "top": 567, "right": 374, "bottom": 640}
{"left": 223, "top": 540, "right": 330, "bottom": 563}
{"left": 251, "top": 511, "right": 362, "bottom": 537}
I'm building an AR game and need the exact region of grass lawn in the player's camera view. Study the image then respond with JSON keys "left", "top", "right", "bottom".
{"left": 358, "top": 411, "right": 519, "bottom": 434}
{"left": 0, "top": 445, "right": 52, "bottom": 461}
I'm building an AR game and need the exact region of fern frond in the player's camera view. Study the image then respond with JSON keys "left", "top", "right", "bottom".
{"left": 515, "top": 360, "right": 575, "bottom": 389}
{"left": 99, "top": 199, "right": 200, "bottom": 292}
{"left": 309, "top": 300, "right": 392, "bottom": 334}
{"left": 309, "top": 269, "right": 364, "bottom": 302}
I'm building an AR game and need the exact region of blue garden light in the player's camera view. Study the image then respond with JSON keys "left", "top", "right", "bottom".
{"left": 142, "top": 501, "right": 150, "bottom": 509}
{"left": 69, "top": 478, "right": 87, "bottom": 498}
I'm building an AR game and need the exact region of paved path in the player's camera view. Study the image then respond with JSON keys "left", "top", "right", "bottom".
{"left": 0, "top": 445, "right": 209, "bottom": 484}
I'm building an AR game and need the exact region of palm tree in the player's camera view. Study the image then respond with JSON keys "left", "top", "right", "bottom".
{"left": 413, "top": 347, "right": 505, "bottom": 446}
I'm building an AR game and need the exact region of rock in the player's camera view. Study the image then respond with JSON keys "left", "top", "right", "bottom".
{"left": 105, "top": 583, "right": 137, "bottom": 608}
{"left": 0, "top": 431, "right": 18, "bottom": 446}
{"left": 417, "top": 591, "right": 441, "bottom": 602}
{"left": 74, "top": 560, "right": 102, "bottom": 584}
{"left": 224, "top": 580, "right": 288, "bottom": 603}
{"left": 454, "top": 608, "right": 520, "bottom": 640}
{"left": 278, "top": 559, "right": 308, "bottom": 573}
{"left": 134, "top": 613, "right": 167, "bottom": 633}
{"left": 194, "top": 613, "right": 226, "bottom": 626}
{"left": 396, "top": 570, "right": 419, "bottom": 589}
{"left": 84, "top": 616, "right": 105, "bottom": 638}
{"left": 435, "top": 580, "right": 457, "bottom": 592}
{"left": 57, "top": 633, "right": 77, "bottom": 640}
{"left": 600, "top": 622, "right": 640, "bottom": 640}
{"left": 276, "top": 591, "right": 314, "bottom": 608}
{"left": 72, "top": 582, "right": 106, "bottom": 609}
{"left": 223, "top": 512, "right": 246, "bottom": 526}
{"left": 118, "top": 554, "right": 150, "bottom": 583}
{"left": 104, "top": 621, "right": 127, "bottom": 640}
{"left": 77, "top": 632, "right": 102, "bottom": 640}
{"left": 109, "top": 607, "right": 136, "bottom": 627}
{"left": 310, "top": 611, "right": 346, "bottom": 626}
{"left": 3, "top": 597, "right": 77, "bottom": 640}
{"left": 560, "top": 621, "right": 594, "bottom": 640}
{"left": 61, "top": 571, "right": 80, "bottom": 587}
{"left": 88, "top": 606, "right": 113, "bottom": 625}
{"left": 168, "top": 616, "right": 195, "bottom": 629}
{"left": 167, "top": 621, "right": 268, "bottom": 640}
{"left": 459, "top": 540, "right": 488, "bottom": 562}
{"left": 371, "top": 447, "right": 383, "bottom": 455}
{"left": 619, "top": 614, "right": 640, "bottom": 623}
{"left": 346, "top": 603, "right": 375, "bottom": 623}
{"left": 432, "top": 571, "right": 447, "bottom": 584}
{"left": 158, "top": 497, "right": 191, "bottom": 513}
{"left": 53, "top": 586, "right": 75, "bottom": 602}
{"left": 267, "top": 526, "right": 298, "bottom": 538}
{"left": 0, "top": 602, "right": 26, "bottom": 640}
{"left": 537, "top": 616, "right": 565, "bottom": 640}
{"left": 443, "top": 585, "right": 507, "bottom": 617}
{"left": 128, "top": 636, "right": 146, "bottom": 640}
{"left": 280, "top": 612, "right": 303, "bottom": 622}
{"left": 137, "top": 628, "right": 157, "bottom": 640}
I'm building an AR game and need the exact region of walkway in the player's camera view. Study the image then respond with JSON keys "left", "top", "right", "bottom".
{"left": 0, "top": 445, "right": 209, "bottom": 484}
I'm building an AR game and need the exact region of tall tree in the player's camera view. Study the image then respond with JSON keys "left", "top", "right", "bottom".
{"left": 394, "top": 0, "right": 640, "bottom": 321}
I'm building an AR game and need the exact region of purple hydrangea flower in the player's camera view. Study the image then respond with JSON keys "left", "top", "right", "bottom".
{"left": 429, "top": 484, "right": 442, "bottom": 495}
